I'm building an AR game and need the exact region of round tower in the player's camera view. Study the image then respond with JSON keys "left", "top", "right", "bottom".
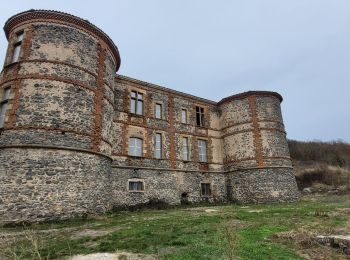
{"left": 0, "top": 10, "right": 120, "bottom": 223}
{"left": 218, "top": 91, "right": 300, "bottom": 203}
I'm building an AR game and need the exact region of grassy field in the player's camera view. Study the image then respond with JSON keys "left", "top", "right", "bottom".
{"left": 1, "top": 194, "right": 350, "bottom": 259}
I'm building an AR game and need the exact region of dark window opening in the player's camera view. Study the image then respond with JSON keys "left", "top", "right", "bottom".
{"left": 201, "top": 183, "right": 211, "bottom": 196}
{"left": 130, "top": 91, "right": 143, "bottom": 115}
{"left": 11, "top": 31, "right": 24, "bottom": 63}
{"left": 0, "top": 87, "right": 11, "bottom": 128}
{"left": 129, "top": 181, "right": 144, "bottom": 191}
{"left": 196, "top": 106, "right": 204, "bottom": 127}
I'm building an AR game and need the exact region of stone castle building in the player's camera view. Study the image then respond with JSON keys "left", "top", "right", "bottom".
{"left": 0, "top": 10, "right": 299, "bottom": 223}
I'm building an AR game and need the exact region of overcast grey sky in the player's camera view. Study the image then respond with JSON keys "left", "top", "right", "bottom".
{"left": 1, "top": 1, "right": 349, "bottom": 142}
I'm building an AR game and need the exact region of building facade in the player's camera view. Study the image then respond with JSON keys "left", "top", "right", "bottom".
{"left": 0, "top": 10, "right": 299, "bottom": 223}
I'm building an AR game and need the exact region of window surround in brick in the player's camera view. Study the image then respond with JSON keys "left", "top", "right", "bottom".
{"left": 198, "top": 139, "right": 208, "bottom": 163}
{"left": 11, "top": 30, "right": 24, "bottom": 63}
{"left": 155, "top": 102, "right": 162, "bottom": 119}
{"left": 130, "top": 90, "right": 143, "bottom": 115}
{"left": 181, "top": 108, "right": 188, "bottom": 124}
{"left": 181, "top": 135, "right": 190, "bottom": 161}
{"left": 128, "top": 137, "right": 143, "bottom": 157}
{"left": 154, "top": 132, "right": 162, "bottom": 159}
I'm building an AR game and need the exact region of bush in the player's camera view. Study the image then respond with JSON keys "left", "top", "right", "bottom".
{"left": 288, "top": 140, "right": 350, "bottom": 168}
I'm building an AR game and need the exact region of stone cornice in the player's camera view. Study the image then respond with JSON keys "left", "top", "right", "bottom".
{"left": 116, "top": 75, "right": 283, "bottom": 106}
{"left": 217, "top": 91, "right": 283, "bottom": 105}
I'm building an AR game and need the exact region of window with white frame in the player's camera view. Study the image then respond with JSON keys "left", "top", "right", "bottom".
{"left": 129, "top": 137, "right": 143, "bottom": 157}
{"left": 12, "top": 31, "right": 24, "bottom": 63}
{"left": 130, "top": 91, "right": 143, "bottom": 115}
{"left": 0, "top": 87, "right": 11, "bottom": 128}
{"left": 128, "top": 180, "right": 144, "bottom": 192}
{"left": 155, "top": 103, "right": 162, "bottom": 119}
{"left": 155, "top": 133, "right": 162, "bottom": 159}
{"left": 181, "top": 109, "right": 187, "bottom": 124}
{"left": 182, "top": 137, "right": 189, "bottom": 161}
{"left": 198, "top": 139, "right": 208, "bottom": 162}
{"left": 201, "top": 183, "right": 211, "bottom": 196}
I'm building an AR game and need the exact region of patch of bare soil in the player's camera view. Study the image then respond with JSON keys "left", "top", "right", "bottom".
{"left": 71, "top": 228, "right": 121, "bottom": 240}
{"left": 69, "top": 252, "right": 157, "bottom": 260}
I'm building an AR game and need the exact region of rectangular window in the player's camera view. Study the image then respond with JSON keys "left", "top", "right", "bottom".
{"left": 128, "top": 181, "right": 144, "bottom": 191}
{"left": 129, "top": 137, "right": 143, "bottom": 157}
{"left": 12, "top": 44, "right": 21, "bottom": 63}
{"left": 155, "top": 133, "right": 162, "bottom": 159}
{"left": 182, "top": 137, "right": 189, "bottom": 161}
{"left": 201, "top": 183, "right": 211, "bottom": 196}
{"left": 11, "top": 31, "right": 24, "bottom": 63}
{"left": 181, "top": 109, "right": 187, "bottom": 124}
{"left": 15, "top": 31, "right": 24, "bottom": 43}
{"left": 0, "top": 87, "right": 11, "bottom": 128}
{"left": 196, "top": 106, "right": 205, "bottom": 127}
{"left": 155, "top": 103, "right": 162, "bottom": 119}
{"left": 198, "top": 139, "right": 207, "bottom": 162}
{"left": 130, "top": 91, "right": 143, "bottom": 115}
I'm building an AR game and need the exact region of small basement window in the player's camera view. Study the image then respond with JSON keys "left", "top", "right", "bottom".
{"left": 128, "top": 180, "right": 144, "bottom": 192}
{"left": 201, "top": 183, "right": 211, "bottom": 196}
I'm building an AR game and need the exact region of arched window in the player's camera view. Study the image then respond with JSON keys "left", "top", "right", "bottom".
{"left": 129, "top": 137, "right": 143, "bottom": 157}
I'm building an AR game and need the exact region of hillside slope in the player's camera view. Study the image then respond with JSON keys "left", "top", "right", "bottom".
{"left": 288, "top": 140, "right": 350, "bottom": 191}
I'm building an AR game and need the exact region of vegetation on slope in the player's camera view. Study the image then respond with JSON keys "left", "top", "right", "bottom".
{"left": 288, "top": 139, "right": 350, "bottom": 168}
{"left": 288, "top": 140, "right": 350, "bottom": 190}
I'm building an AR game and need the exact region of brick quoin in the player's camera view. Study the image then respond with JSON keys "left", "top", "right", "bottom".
{"left": 248, "top": 95, "right": 265, "bottom": 168}
{"left": 91, "top": 41, "right": 106, "bottom": 152}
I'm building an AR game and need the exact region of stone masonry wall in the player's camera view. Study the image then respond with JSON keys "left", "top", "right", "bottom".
{"left": 110, "top": 167, "right": 227, "bottom": 208}
{"left": 0, "top": 12, "right": 120, "bottom": 224}
{"left": 229, "top": 168, "right": 300, "bottom": 203}
{"left": 0, "top": 148, "right": 112, "bottom": 223}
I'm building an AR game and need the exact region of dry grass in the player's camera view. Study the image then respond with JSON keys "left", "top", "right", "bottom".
{"left": 273, "top": 227, "right": 318, "bottom": 249}
{"left": 2, "top": 229, "right": 45, "bottom": 259}
{"left": 295, "top": 164, "right": 350, "bottom": 189}
{"left": 273, "top": 228, "right": 348, "bottom": 260}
